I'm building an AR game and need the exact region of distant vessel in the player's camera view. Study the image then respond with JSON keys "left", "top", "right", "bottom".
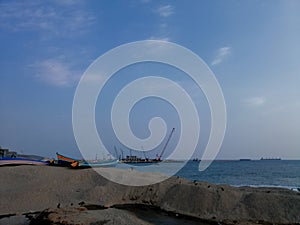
{"left": 120, "top": 155, "right": 161, "bottom": 164}
{"left": 119, "top": 128, "right": 175, "bottom": 164}
{"left": 260, "top": 157, "right": 281, "bottom": 161}
{"left": 240, "top": 159, "right": 251, "bottom": 161}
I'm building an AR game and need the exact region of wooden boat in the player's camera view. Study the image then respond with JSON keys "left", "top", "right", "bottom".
{"left": 56, "top": 152, "right": 78, "bottom": 166}
{"left": 76, "top": 159, "right": 119, "bottom": 168}
{"left": 0, "top": 157, "right": 49, "bottom": 166}
{"left": 56, "top": 152, "right": 118, "bottom": 168}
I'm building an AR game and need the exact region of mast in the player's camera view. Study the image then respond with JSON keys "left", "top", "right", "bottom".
{"left": 120, "top": 148, "right": 124, "bottom": 160}
{"left": 158, "top": 127, "right": 175, "bottom": 160}
{"left": 141, "top": 146, "right": 148, "bottom": 160}
{"left": 114, "top": 146, "right": 119, "bottom": 160}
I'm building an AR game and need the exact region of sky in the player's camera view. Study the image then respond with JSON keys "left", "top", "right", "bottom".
{"left": 0, "top": 0, "right": 300, "bottom": 160}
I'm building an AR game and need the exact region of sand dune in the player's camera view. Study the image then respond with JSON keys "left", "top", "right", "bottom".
{"left": 0, "top": 165, "right": 299, "bottom": 224}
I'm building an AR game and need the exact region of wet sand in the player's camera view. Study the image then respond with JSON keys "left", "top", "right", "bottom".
{"left": 0, "top": 165, "right": 299, "bottom": 224}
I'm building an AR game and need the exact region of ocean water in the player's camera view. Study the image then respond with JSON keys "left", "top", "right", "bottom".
{"left": 117, "top": 160, "right": 300, "bottom": 189}
{"left": 177, "top": 160, "right": 300, "bottom": 189}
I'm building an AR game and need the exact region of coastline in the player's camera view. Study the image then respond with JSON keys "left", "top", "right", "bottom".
{"left": 117, "top": 160, "right": 300, "bottom": 191}
{"left": 1, "top": 165, "right": 300, "bottom": 224}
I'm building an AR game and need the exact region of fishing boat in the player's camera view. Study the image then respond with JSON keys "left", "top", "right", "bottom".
{"left": 56, "top": 152, "right": 118, "bottom": 168}
{"left": 0, "top": 157, "right": 50, "bottom": 166}
{"left": 75, "top": 159, "right": 119, "bottom": 168}
{"left": 56, "top": 152, "right": 78, "bottom": 166}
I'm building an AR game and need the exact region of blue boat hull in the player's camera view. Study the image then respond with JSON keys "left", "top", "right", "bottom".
{"left": 0, "top": 157, "right": 49, "bottom": 166}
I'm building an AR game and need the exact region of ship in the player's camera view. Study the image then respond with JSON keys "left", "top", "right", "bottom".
{"left": 260, "top": 157, "right": 281, "bottom": 161}
{"left": 239, "top": 159, "right": 251, "bottom": 161}
{"left": 119, "top": 128, "right": 175, "bottom": 164}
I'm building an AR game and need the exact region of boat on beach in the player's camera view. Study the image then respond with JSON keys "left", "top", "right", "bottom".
{"left": 56, "top": 152, "right": 118, "bottom": 168}
{"left": 0, "top": 157, "right": 50, "bottom": 166}
{"left": 76, "top": 159, "right": 119, "bottom": 167}
{"left": 0, "top": 147, "right": 51, "bottom": 166}
{"left": 56, "top": 152, "right": 78, "bottom": 166}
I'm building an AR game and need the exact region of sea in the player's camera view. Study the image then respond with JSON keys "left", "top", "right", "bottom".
{"left": 115, "top": 160, "right": 300, "bottom": 225}
{"left": 117, "top": 160, "right": 300, "bottom": 190}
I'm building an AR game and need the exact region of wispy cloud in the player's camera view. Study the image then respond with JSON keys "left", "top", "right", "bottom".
{"left": 150, "top": 5, "right": 174, "bottom": 42}
{"left": 155, "top": 5, "right": 174, "bottom": 18}
{"left": 32, "top": 58, "right": 81, "bottom": 87}
{"left": 211, "top": 46, "right": 231, "bottom": 66}
{"left": 0, "top": 1, "right": 95, "bottom": 37}
{"left": 148, "top": 36, "right": 170, "bottom": 41}
{"left": 52, "top": 0, "right": 85, "bottom": 5}
{"left": 243, "top": 97, "right": 266, "bottom": 107}
{"left": 262, "top": 101, "right": 300, "bottom": 115}
{"left": 140, "top": 0, "right": 151, "bottom": 4}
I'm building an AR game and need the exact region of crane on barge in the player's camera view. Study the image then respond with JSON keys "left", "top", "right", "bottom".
{"left": 120, "top": 127, "right": 175, "bottom": 163}
{"left": 156, "top": 127, "right": 175, "bottom": 161}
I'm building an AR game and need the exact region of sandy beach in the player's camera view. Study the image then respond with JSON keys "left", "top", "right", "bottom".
{"left": 0, "top": 165, "right": 299, "bottom": 225}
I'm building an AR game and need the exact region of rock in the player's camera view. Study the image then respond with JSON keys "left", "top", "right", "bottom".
{"left": 29, "top": 207, "right": 153, "bottom": 225}
{"left": 0, "top": 215, "right": 30, "bottom": 225}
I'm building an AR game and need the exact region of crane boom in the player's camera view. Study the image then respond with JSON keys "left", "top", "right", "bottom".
{"left": 158, "top": 128, "right": 175, "bottom": 160}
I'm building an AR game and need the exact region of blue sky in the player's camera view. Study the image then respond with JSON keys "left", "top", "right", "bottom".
{"left": 0, "top": 0, "right": 299, "bottom": 160}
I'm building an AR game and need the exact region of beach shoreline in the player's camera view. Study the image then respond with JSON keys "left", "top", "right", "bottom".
{"left": 1, "top": 165, "right": 300, "bottom": 224}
